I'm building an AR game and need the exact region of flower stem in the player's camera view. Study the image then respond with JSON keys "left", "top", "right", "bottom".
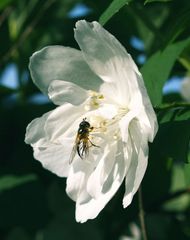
{"left": 138, "top": 185, "right": 148, "bottom": 240}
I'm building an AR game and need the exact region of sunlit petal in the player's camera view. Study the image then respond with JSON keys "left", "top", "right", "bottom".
{"left": 76, "top": 140, "right": 126, "bottom": 223}
{"left": 48, "top": 80, "right": 88, "bottom": 105}
{"left": 123, "top": 120, "right": 148, "bottom": 208}
{"left": 29, "top": 46, "right": 102, "bottom": 95}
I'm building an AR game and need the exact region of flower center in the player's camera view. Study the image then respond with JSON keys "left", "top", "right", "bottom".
{"left": 84, "top": 90, "right": 128, "bottom": 143}
{"left": 85, "top": 91, "right": 104, "bottom": 111}
{"left": 89, "top": 107, "right": 128, "bottom": 137}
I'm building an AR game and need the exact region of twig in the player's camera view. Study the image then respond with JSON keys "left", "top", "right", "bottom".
{"left": 0, "top": 6, "right": 13, "bottom": 28}
{"left": 138, "top": 185, "right": 148, "bottom": 240}
{"left": 0, "top": 0, "right": 56, "bottom": 65}
{"left": 155, "top": 102, "right": 190, "bottom": 111}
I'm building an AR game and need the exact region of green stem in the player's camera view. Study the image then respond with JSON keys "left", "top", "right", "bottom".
{"left": 155, "top": 102, "right": 190, "bottom": 111}
{"left": 0, "top": 6, "right": 13, "bottom": 28}
{"left": 138, "top": 186, "right": 148, "bottom": 240}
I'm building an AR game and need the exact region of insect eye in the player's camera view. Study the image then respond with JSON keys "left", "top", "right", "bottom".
{"left": 79, "top": 120, "right": 90, "bottom": 128}
{"left": 85, "top": 122, "right": 90, "bottom": 127}
{"left": 79, "top": 122, "right": 84, "bottom": 128}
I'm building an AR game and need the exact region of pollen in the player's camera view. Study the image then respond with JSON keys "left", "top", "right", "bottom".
{"left": 85, "top": 91, "right": 104, "bottom": 111}
{"left": 113, "top": 132, "right": 119, "bottom": 140}
{"left": 89, "top": 115, "right": 107, "bottom": 133}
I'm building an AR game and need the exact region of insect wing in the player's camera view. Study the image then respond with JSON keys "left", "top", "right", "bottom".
{"left": 78, "top": 139, "right": 89, "bottom": 160}
{"left": 69, "top": 135, "right": 78, "bottom": 164}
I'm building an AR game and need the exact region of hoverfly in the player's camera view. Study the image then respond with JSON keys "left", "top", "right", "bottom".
{"left": 69, "top": 118, "right": 98, "bottom": 164}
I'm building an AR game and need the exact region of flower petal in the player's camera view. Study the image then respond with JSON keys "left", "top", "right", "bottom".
{"left": 119, "top": 110, "right": 139, "bottom": 143}
{"left": 25, "top": 112, "right": 71, "bottom": 177}
{"left": 66, "top": 140, "right": 127, "bottom": 223}
{"left": 44, "top": 103, "right": 84, "bottom": 141}
{"left": 33, "top": 140, "right": 72, "bottom": 177}
{"left": 48, "top": 80, "right": 88, "bottom": 105}
{"left": 74, "top": 20, "right": 128, "bottom": 81}
{"left": 29, "top": 46, "right": 102, "bottom": 95}
{"left": 181, "top": 77, "right": 190, "bottom": 101}
{"left": 123, "top": 120, "right": 148, "bottom": 208}
{"left": 74, "top": 20, "right": 140, "bottom": 105}
{"left": 75, "top": 141, "right": 126, "bottom": 223}
{"left": 130, "top": 73, "right": 158, "bottom": 142}
{"left": 66, "top": 158, "right": 95, "bottom": 202}
{"left": 25, "top": 111, "right": 52, "bottom": 145}
{"left": 86, "top": 141, "right": 118, "bottom": 199}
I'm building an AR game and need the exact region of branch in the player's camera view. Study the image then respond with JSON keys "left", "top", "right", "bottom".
{"left": 138, "top": 186, "right": 148, "bottom": 240}
{"left": 0, "top": 6, "right": 13, "bottom": 28}
{"left": 0, "top": 0, "right": 56, "bottom": 66}
{"left": 155, "top": 102, "right": 190, "bottom": 111}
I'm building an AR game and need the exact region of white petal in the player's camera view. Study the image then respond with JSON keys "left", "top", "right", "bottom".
{"left": 66, "top": 158, "right": 96, "bottom": 202}
{"left": 181, "top": 77, "right": 190, "bottom": 101}
{"left": 75, "top": 140, "right": 127, "bottom": 223}
{"left": 48, "top": 80, "right": 88, "bottom": 105}
{"left": 119, "top": 110, "right": 139, "bottom": 143}
{"left": 74, "top": 20, "right": 128, "bottom": 81}
{"left": 25, "top": 111, "right": 52, "bottom": 145}
{"left": 123, "top": 120, "right": 148, "bottom": 208}
{"left": 33, "top": 139, "right": 72, "bottom": 177}
{"left": 44, "top": 103, "right": 84, "bottom": 141}
{"left": 29, "top": 46, "right": 102, "bottom": 95}
{"left": 86, "top": 141, "right": 117, "bottom": 199}
{"left": 74, "top": 20, "right": 140, "bottom": 105}
{"left": 25, "top": 111, "right": 72, "bottom": 177}
{"left": 130, "top": 74, "right": 158, "bottom": 142}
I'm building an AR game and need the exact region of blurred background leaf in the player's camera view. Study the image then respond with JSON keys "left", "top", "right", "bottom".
{"left": 99, "top": 0, "right": 132, "bottom": 25}
{"left": 141, "top": 37, "right": 190, "bottom": 106}
{"left": 0, "top": 0, "right": 14, "bottom": 10}
{"left": 0, "top": 174, "right": 37, "bottom": 193}
{"left": 144, "top": 0, "right": 172, "bottom": 4}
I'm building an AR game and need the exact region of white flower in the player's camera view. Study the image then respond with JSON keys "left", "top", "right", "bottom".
{"left": 25, "top": 20, "right": 158, "bottom": 223}
{"left": 181, "top": 76, "right": 190, "bottom": 101}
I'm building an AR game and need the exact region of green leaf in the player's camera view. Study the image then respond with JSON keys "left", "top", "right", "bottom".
{"left": 156, "top": 106, "right": 190, "bottom": 163}
{"left": 157, "top": 104, "right": 190, "bottom": 123}
{"left": 0, "top": 174, "right": 37, "bottom": 193}
{"left": 163, "top": 164, "right": 190, "bottom": 212}
{"left": 179, "top": 56, "right": 190, "bottom": 71}
{"left": 184, "top": 163, "right": 190, "bottom": 185}
{"left": 144, "top": 0, "right": 172, "bottom": 4}
{"left": 99, "top": 0, "right": 132, "bottom": 26}
{"left": 157, "top": 120, "right": 190, "bottom": 163}
{"left": 163, "top": 7, "right": 190, "bottom": 45}
{"left": 141, "top": 37, "right": 190, "bottom": 106}
{"left": 0, "top": 0, "right": 14, "bottom": 10}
